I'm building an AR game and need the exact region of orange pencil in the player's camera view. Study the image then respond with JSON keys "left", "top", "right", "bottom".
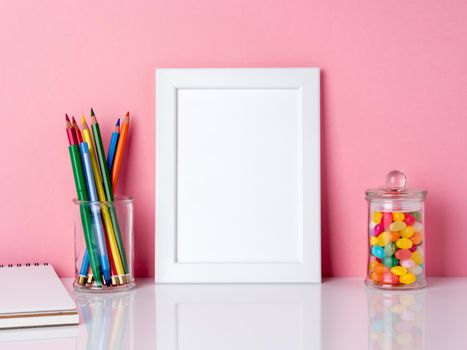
{"left": 111, "top": 112, "right": 129, "bottom": 191}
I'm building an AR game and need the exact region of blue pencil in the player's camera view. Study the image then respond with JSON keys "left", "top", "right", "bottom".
{"left": 78, "top": 250, "right": 89, "bottom": 284}
{"left": 79, "top": 141, "right": 112, "bottom": 285}
{"left": 107, "top": 119, "right": 120, "bottom": 172}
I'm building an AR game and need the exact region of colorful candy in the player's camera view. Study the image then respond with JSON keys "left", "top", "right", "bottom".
{"left": 412, "top": 222, "right": 423, "bottom": 233}
{"left": 383, "top": 256, "right": 398, "bottom": 267}
{"left": 372, "top": 211, "right": 383, "bottom": 224}
{"left": 396, "top": 238, "right": 413, "bottom": 250}
{"left": 391, "top": 266, "right": 407, "bottom": 276}
{"left": 381, "top": 212, "right": 393, "bottom": 229}
{"left": 382, "top": 272, "right": 399, "bottom": 284}
{"left": 372, "top": 246, "right": 385, "bottom": 259}
{"left": 411, "top": 251, "right": 424, "bottom": 265}
{"left": 411, "top": 232, "right": 423, "bottom": 245}
{"left": 400, "top": 259, "right": 416, "bottom": 269}
{"left": 390, "top": 221, "right": 407, "bottom": 232}
{"left": 395, "top": 249, "right": 412, "bottom": 260}
{"left": 372, "top": 223, "right": 384, "bottom": 236}
{"left": 399, "top": 273, "right": 416, "bottom": 284}
{"left": 368, "top": 210, "right": 424, "bottom": 287}
{"left": 403, "top": 214, "right": 416, "bottom": 226}
{"left": 392, "top": 212, "right": 405, "bottom": 222}
{"left": 400, "top": 226, "right": 414, "bottom": 238}
{"left": 384, "top": 242, "right": 396, "bottom": 257}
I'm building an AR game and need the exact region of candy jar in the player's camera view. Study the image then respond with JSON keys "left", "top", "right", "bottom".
{"left": 365, "top": 170, "right": 427, "bottom": 289}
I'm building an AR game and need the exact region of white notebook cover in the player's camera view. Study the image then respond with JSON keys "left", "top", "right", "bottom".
{"left": 0, "top": 264, "right": 78, "bottom": 329}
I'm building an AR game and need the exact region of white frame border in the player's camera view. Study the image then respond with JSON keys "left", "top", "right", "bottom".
{"left": 155, "top": 68, "right": 321, "bottom": 283}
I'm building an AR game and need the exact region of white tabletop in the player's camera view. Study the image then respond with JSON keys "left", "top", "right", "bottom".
{"left": 0, "top": 278, "right": 465, "bottom": 349}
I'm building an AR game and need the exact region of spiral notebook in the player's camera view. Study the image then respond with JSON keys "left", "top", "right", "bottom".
{"left": 0, "top": 264, "right": 78, "bottom": 329}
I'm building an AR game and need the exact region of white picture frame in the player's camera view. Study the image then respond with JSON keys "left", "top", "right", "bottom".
{"left": 156, "top": 68, "right": 321, "bottom": 283}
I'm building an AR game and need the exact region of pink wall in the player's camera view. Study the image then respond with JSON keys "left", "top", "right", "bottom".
{"left": 1, "top": 1, "right": 466, "bottom": 277}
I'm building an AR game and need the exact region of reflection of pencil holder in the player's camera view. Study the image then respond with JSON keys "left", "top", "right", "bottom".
{"left": 73, "top": 196, "right": 135, "bottom": 292}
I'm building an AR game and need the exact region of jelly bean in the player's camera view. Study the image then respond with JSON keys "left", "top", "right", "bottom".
{"left": 409, "top": 265, "right": 423, "bottom": 275}
{"left": 377, "top": 232, "right": 391, "bottom": 247}
{"left": 400, "top": 226, "right": 414, "bottom": 238}
{"left": 411, "top": 232, "right": 423, "bottom": 245}
{"left": 409, "top": 245, "right": 417, "bottom": 252}
{"left": 382, "top": 271, "right": 399, "bottom": 284}
{"left": 383, "top": 256, "right": 398, "bottom": 267}
{"left": 374, "top": 264, "right": 390, "bottom": 274}
{"left": 400, "top": 259, "right": 416, "bottom": 269}
{"left": 376, "top": 257, "right": 382, "bottom": 263}
{"left": 395, "top": 249, "right": 412, "bottom": 260}
{"left": 413, "top": 222, "right": 423, "bottom": 233}
{"left": 404, "top": 213, "right": 416, "bottom": 226}
{"left": 399, "top": 273, "right": 416, "bottom": 284}
{"left": 370, "top": 236, "right": 378, "bottom": 246}
{"left": 370, "top": 271, "right": 382, "bottom": 282}
{"left": 390, "top": 221, "right": 407, "bottom": 232}
{"left": 369, "top": 260, "right": 379, "bottom": 271}
{"left": 396, "top": 237, "right": 413, "bottom": 249}
{"left": 372, "top": 211, "right": 383, "bottom": 224}
{"left": 371, "top": 246, "right": 385, "bottom": 259}
{"left": 391, "top": 266, "right": 408, "bottom": 276}
{"left": 392, "top": 212, "right": 405, "bottom": 222}
{"left": 390, "top": 231, "right": 400, "bottom": 242}
{"left": 411, "top": 251, "right": 424, "bottom": 265}
{"left": 372, "top": 223, "right": 383, "bottom": 237}
{"left": 369, "top": 221, "right": 376, "bottom": 230}
{"left": 384, "top": 242, "right": 396, "bottom": 256}
{"left": 381, "top": 212, "right": 393, "bottom": 229}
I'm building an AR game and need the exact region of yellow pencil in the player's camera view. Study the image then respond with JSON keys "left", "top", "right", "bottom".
{"left": 82, "top": 116, "right": 125, "bottom": 284}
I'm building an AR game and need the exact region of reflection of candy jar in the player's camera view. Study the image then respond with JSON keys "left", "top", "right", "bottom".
{"left": 367, "top": 289, "right": 425, "bottom": 350}
{"left": 365, "top": 170, "right": 427, "bottom": 289}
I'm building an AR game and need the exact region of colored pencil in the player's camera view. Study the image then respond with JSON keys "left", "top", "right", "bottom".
{"left": 65, "top": 115, "right": 102, "bottom": 288}
{"left": 82, "top": 116, "right": 126, "bottom": 284}
{"left": 111, "top": 112, "right": 129, "bottom": 191}
{"left": 79, "top": 140, "right": 112, "bottom": 285}
{"left": 107, "top": 119, "right": 120, "bottom": 172}
{"left": 90, "top": 108, "right": 129, "bottom": 274}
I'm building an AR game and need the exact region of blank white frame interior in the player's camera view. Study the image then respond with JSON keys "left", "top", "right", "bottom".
{"left": 156, "top": 68, "right": 321, "bottom": 283}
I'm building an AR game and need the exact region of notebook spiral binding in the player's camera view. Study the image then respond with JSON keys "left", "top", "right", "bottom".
{"left": 0, "top": 263, "right": 48, "bottom": 268}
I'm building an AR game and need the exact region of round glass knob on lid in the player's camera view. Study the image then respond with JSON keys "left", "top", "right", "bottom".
{"left": 385, "top": 170, "right": 407, "bottom": 191}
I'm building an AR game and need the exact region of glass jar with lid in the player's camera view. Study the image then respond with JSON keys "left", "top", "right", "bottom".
{"left": 365, "top": 170, "right": 427, "bottom": 289}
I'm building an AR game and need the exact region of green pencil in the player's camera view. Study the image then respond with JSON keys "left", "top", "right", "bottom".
{"left": 90, "top": 109, "right": 129, "bottom": 273}
{"left": 66, "top": 116, "right": 102, "bottom": 288}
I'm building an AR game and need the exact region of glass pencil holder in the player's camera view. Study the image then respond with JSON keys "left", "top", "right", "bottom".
{"left": 365, "top": 171, "right": 427, "bottom": 290}
{"left": 73, "top": 195, "right": 135, "bottom": 292}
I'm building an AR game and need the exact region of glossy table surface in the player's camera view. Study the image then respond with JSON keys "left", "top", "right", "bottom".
{"left": 1, "top": 278, "right": 466, "bottom": 349}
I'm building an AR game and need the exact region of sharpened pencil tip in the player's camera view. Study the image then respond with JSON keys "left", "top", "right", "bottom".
{"left": 81, "top": 115, "right": 86, "bottom": 124}
{"left": 116, "top": 119, "right": 120, "bottom": 127}
{"left": 126, "top": 112, "right": 129, "bottom": 117}
{"left": 72, "top": 116, "right": 76, "bottom": 124}
{"left": 91, "top": 108, "right": 95, "bottom": 117}
{"left": 65, "top": 114, "right": 70, "bottom": 121}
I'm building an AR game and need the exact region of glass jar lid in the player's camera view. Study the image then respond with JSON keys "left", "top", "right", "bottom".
{"left": 365, "top": 170, "right": 427, "bottom": 201}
